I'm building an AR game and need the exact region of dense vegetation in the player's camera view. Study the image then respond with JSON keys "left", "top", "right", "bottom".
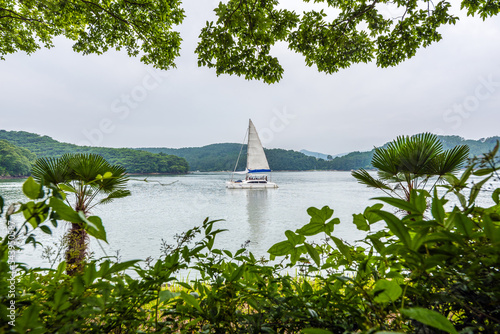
{"left": 0, "top": 140, "right": 36, "bottom": 177}
{"left": 0, "top": 130, "right": 188, "bottom": 174}
{"left": 141, "top": 135, "right": 500, "bottom": 172}
{"left": 1, "top": 144, "right": 499, "bottom": 333}
{"left": 3, "top": 0, "right": 498, "bottom": 83}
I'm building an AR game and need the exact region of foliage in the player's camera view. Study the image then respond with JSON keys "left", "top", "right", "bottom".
{"left": 0, "top": 145, "right": 499, "bottom": 333}
{"left": 0, "top": 130, "right": 189, "bottom": 174}
{"left": 2, "top": 1, "right": 499, "bottom": 81}
{"left": 31, "top": 153, "right": 130, "bottom": 275}
{"left": 0, "top": 140, "right": 36, "bottom": 177}
{"left": 0, "top": 0, "right": 185, "bottom": 69}
{"left": 352, "top": 132, "right": 470, "bottom": 200}
{"left": 196, "top": 0, "right": 499, "bottom": 82}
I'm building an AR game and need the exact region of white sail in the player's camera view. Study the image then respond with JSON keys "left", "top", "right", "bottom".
{"left": 246, "top": 119, "right": 271, "bottom": 173}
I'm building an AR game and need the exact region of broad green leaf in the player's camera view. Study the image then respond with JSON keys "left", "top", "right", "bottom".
{"left": 364, "top": 203, "right": 384, "bottom": 224}
{"left": 229, "top": 264, "right": 246, "bottom": 282}
{"left": 353, "top": 213, "right": 369, "bottom": 231}
{"left": 481, "top": 215, "right": 500, "bottom": 243}
{"left": 473, "top": 168, "right": 494, "bottom": 176}
{"left": 431, "top": 188, "right": 445, "bottom": 224}
{"left": 304, "top": 243, "right": 320, "bottom": 267}
{"left": 373, "top": 196, "right": 419, "bottom": 213}
{"left": 285, "top": 230, "right": 305, "bottom": 245}
{"left": 374, "top": 210, "right": 411, "bottom": 246}
{"left": 268, "top": 240, "right": 294, "bottom": 256}
{"left": 372, "top": 279, "right": 402, "bottom": 303}
{"left": 101, "top": 260, "right": 140, "bottom": 277}
{"left": 180, "top": 291, "right": 202, "bottom": 312}
{"left": 49, "top": 197, "right": 83, "bottom": 223}
{"left": 401, "top": 308, "right": 458, "bottom": 334}
{"left": 23, "top": 177, "right": 42, "bottom": 199}
{"left": 331, "top": 236, "right": 352, "bottom": 262}
{"left": 307, "top": 206, "right": 333, "bottom": 224}
{"left": 296, "top": 223, "right": 325, "bottom": 236}
{"left": 80, "top": 214, "right": 107, "bottom": 242}
{"left": 159, "top": 290, "right": 180, "bottom": 303}
{"left": 58, "top": 183, "right": 77, "bottom": 193}
{"left": 446, "top": 211, "right": 473, "bottom": 237}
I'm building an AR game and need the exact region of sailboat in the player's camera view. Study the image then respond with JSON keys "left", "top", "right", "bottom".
{"left": 226, "top": 119, "right": 278, "bottom": 189}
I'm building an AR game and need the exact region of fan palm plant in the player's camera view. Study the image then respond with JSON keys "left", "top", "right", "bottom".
{"left": 352, "top": 133, "right": 470, "bottom": 201}
{"left": 32, "top": 153, "right": 130, "bottom": 275}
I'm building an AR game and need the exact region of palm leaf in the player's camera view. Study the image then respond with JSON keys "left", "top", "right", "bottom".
{"left": 431, "top": 145, "right": 470, "bottom": 176}
{"left": 31, "top": 154, "right": 72, "bottom": 186}
{"left": 98, "top": 189, "right": 132, "bottom": 205}
{"left": 352, "top": 169, "right": 392, "bottom": 190}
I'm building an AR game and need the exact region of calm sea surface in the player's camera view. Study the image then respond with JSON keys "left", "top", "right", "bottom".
{"left": 0, "top": 171, "right": 497, "bottom": 268}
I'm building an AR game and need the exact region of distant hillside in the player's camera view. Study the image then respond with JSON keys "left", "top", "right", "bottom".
{"left": 140, "top": 135, "right": 500, "bottom": 172}
{"left": 0, "top": 130, "right": 189, "bottom": 174}
{"left": 300, "top": 150, "right": 347, "bottom": 160}
{"left": 140, "top": 144, "right": 320, "bottom": 172}
{"left": 0, "top": 140, "right": 36, "bottom": 177}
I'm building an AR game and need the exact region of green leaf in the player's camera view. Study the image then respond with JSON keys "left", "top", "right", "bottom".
{"left": 304, "top": 243, "right": 320, "bottom": 267}
{"left": 23, "top": 177, "right": 42, "bottom": 200}
{"left": 229, "top": 264, "right": 246, "bottom": 282}
{"left": 268, "top": 240, "right": 294, "bottom": 256}
{"left": 100, "top": 260, "right": 140, "bottom": 277}
{"left": 285, "top": 230, "right": 305, "bottom": 245}
{"left": 446, "top": 211, "right": 473, "bottom": 237}
{"left": 331, "top": 236, "right": 352, "bottom": 262}
{"left": 39, "top": 225, "right": 52, "bottom": 234}
{"left": 473, "top": 168, "right": 494, "bottom": 176}
{"left": 159, "top": 290, "right": 180, "bottom": 303}
{"left": 431, "top": 188, "right": 445, "bottom": 224}
{"left": 296, "top": 222, "right": 325, "bottom": 236}
{"left": 16, "top": 304, "right": 43, "bottom": 332}
{"left": 364, "top": 203, "right": 384, "bottom": 224}
{"left": 374, "top": 210, "right": 411, "bottom": 246}
{"left": 493, "top": 189, "right": 500, "bottom": 205}
{"left": 80, "top": 214, "right": 107, "bottom": 242}
{"left": 301, "top": 329, "right": 333, "bottom": 334}
{"left": 58, "top": 183, "right": 77, "bottom": 193}
{"left": 49, "top": 197, "right": 83, "bottom": 223}
{"left": 353, "top": 213, "right": 369, "bottom": 231}
{"left": 373, "top": 196, "right": 419, "bottom": 213}
{"left": 180, "top": 291, "right": 202, "bottom": 313}
{"left": 372, "top": 279, "right": 402, "bottom": 303}
{"left": 401, "top": 308, "right": 458, "bottom": 334}
{"left": 307, "top": 206, "right": 333, "bottom": 224}
{"left": 469, "top": 175, "right": 491, "bottom": 206}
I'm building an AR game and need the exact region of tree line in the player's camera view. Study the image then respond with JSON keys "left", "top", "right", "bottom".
{"left": 141, "top": 135, "right": 500, "bottom": 172}
{"left": 0, "top": 130, "right": 188, "bottom": 176}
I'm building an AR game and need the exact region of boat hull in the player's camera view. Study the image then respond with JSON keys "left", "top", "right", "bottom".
{"left": 226, "top": 181, "right": 278, "bottom": 189}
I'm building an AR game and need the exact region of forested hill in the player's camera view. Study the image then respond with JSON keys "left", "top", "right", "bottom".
{"left": 140, "top": 135, "right": 500, "bottom": 172}
{"left": 0, "top": 130, "right": 189, "bottom": 175}
{"left": 0, "top": 140, "right": 36, "bottom": 177}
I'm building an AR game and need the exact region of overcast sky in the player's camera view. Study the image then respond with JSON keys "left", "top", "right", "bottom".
{"left": 0, "top": 1, "right": 499, "bottom": 155}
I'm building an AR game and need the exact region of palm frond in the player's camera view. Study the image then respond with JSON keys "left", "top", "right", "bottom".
{"left": 98, "top": 189, "right": 132, "bottom": 205}
{"left": 31, "top": 155, "right": 72, "bottom": 186}
{"left": 431, "top": 145, "right": 470, "bottom": 176}
{"left": 352, "top": 169, "right": 392, "bottom": 190}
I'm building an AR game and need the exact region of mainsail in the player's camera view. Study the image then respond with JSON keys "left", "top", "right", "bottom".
{"left": 246, "top": 119, "right": 271, "bottom": 173}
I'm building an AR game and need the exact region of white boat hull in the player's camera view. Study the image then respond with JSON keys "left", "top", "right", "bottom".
{"left": 226, "top": 180, "right": 278, "bottom": 189}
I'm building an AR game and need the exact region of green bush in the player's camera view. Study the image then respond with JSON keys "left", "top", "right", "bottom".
{"left": 1, "top": 145, "right": 499, "bottom": 333}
